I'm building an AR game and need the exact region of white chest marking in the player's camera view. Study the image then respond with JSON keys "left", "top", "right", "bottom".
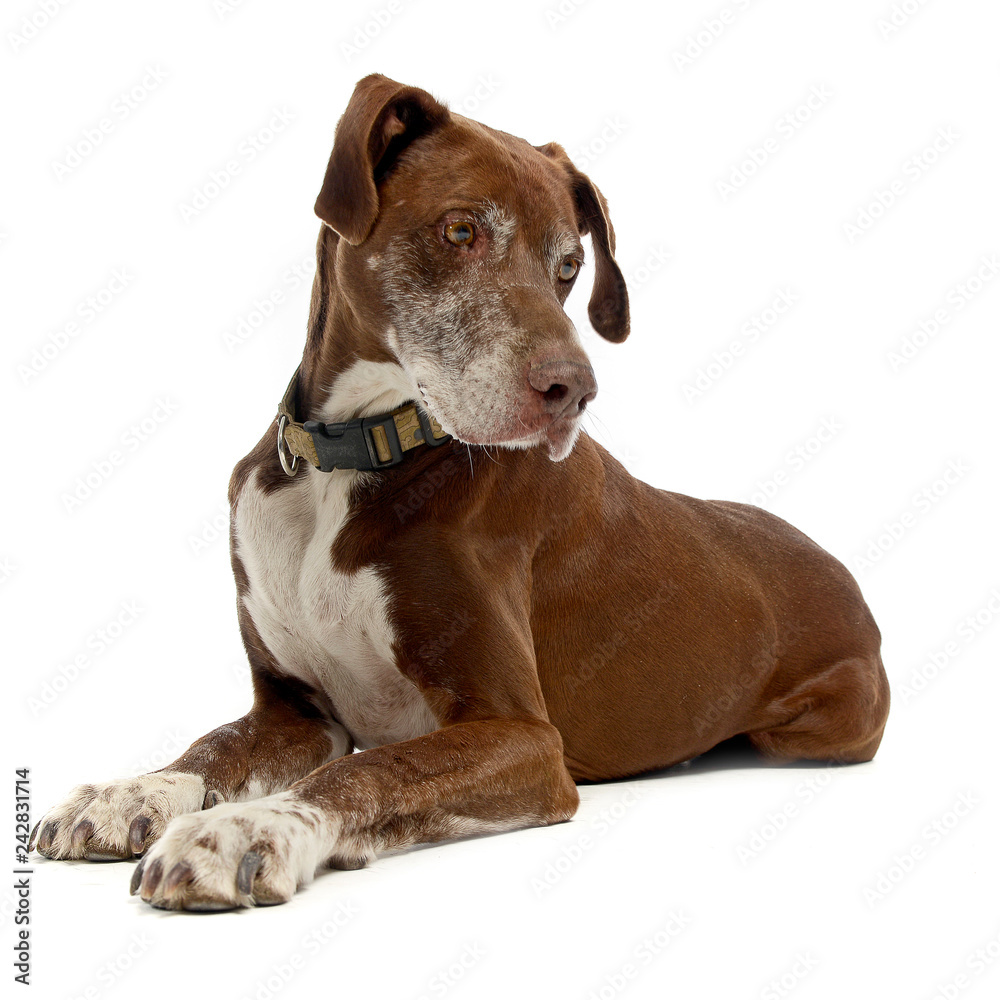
{"left": 234, "top": 364, "right": 438, "bottom": 750}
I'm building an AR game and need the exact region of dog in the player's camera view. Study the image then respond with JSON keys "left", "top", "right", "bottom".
{"left": 32, "top": 73, "right": 890, "bottom": 910}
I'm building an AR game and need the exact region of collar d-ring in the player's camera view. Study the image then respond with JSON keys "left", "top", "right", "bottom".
{"left": 277, "top": 414, "right": 299, "bottom": 476}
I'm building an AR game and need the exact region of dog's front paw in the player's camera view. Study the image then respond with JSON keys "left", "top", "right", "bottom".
{"left": 132, "top": 794, "right": 329, "bottom": 911}
{"left": 31, "top": 773, "right": 207, "bottom": 861}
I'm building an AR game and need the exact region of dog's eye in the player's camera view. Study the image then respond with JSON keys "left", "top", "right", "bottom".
{"left": 559, "top": 258, "right": 579, "bottom": 281}
{"left": 444, "top": 221, "right": 476, "bottom": 246}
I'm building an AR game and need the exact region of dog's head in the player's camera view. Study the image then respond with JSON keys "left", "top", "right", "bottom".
{"left": 314, "top": 73, "right": 629, "bottom": 462}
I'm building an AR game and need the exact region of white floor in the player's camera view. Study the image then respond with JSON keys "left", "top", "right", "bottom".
{"left": 16, "top": 696, "right": 999, "bottom": 999}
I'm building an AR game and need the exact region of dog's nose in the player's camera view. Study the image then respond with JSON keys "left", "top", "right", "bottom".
{"left": 528, "top": 360, "right": 598, "bottom": 417}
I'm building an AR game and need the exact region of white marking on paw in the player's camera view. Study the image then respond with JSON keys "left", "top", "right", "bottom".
{"left": 35, "top": 772, "right": 205, "bottom": 860}
{"left": 137, "top": 792, "right": 334, "bottom": 910}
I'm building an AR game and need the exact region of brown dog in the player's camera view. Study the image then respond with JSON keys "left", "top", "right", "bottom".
{"left": 32, "top": 74, "right": 889, "bottom": 910}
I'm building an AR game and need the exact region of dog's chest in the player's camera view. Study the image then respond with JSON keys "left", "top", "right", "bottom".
{"left": 233, "top": 468, "right": 437, "bottom": 750}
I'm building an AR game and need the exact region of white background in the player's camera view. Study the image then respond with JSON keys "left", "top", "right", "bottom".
{"left": 4, "top": 1, "right": 999, "bottom": 998}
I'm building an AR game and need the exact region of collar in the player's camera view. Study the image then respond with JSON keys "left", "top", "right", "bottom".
{"left": 276, "top": 366, "right": 450, "bottom": 475}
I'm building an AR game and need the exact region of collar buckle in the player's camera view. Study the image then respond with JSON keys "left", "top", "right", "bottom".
{"left": 301, "top": 412, "right": 405, "bottom": 472}
{"left": 279, "top": 366, "right": 450, "bottom": 473}
{"left": 361, "top": 413, "right": 405, "bottom": 468}
{"left": 417, "top": 406, "right": 450, "bottom": 447}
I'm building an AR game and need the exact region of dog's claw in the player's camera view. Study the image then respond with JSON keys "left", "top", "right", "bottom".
{"left": 237, "top": 851, "right": 263, "bottom": 896}
{"left": 141, "top": 858, "right": 164, "bottom": 897}
{"left": 71, "top": 820, "right": 94, "bottom": 852}
{"left": 37, "top": 822, "right": 57, "bottom": 854}
{"left": 130, "top": 858, "right": 147, "bottom": 896}
{"left": 163, "top": 862, "right": 195, "bottom": 898}
{"left": 129, "top": 816, "right": 151, "bottom": 855}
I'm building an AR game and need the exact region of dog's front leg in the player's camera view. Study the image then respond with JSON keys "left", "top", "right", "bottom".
{"left": 31, "top": 670, "right": 350, "bottom": 862}
{"left": 131, "top": 558, "right": 580, "bottom": 911}
{"left": 133, "top": 715, "right": 577, "bottom": 910}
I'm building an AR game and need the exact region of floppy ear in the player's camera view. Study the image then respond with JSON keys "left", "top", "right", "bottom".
{"left": 315, "top": 74, "right": 450, "bottom": 245}
{"left": 536, "top": 142, "right": 630, "bottom": 343}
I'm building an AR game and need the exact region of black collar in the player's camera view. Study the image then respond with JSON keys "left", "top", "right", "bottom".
{"left": 276, "top": 367, "right": 450, "bottom": 475}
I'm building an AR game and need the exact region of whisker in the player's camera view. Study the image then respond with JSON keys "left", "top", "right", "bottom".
{"left": 584, "top": 409, "right": 616, "bottom": 450}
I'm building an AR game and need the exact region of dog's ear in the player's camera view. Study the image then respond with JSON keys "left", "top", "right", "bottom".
{"left": 536, "top": 142, "right": 630, "bottom": 343}
{"left": 315, "top": 74, "right": 450, "bottom": 245}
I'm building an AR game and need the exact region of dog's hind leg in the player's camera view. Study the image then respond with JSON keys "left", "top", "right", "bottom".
{"left": 746, "top": 654, "right": 891, "bottom": 764}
